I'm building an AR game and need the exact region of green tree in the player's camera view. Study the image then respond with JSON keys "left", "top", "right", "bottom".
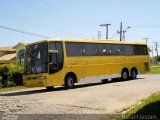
{"left": 153, "top": 56, "right": 160, "bottom": 64}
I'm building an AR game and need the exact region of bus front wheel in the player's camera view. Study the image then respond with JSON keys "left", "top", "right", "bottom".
{"left": 65, "top": 75, "right": 75, "bottom": 89}
{"left": 46, "top": 86, "right": 54, "bottom": 90}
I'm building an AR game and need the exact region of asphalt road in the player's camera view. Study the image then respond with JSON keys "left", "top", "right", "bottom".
{"left": 0, "top": 74, "right": 160, "bottom": 119}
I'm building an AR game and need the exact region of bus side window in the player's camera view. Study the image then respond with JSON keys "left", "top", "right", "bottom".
{"left": 98, "top": 43, "right": 113, "bottom": 55}
{"left": 65, "top": 42, "right": 83, "bottom": 56}
{"left": 134, "top": 45, "right": 148, "bottom": 55}
{"left": 124, "top": 45, "right": 134, "bottom": 55}
{"left": 98, "top": 44, "right": 105, "bottom": 55}
{"left": 104, "top": 44, "right": 112, "bottom": 55}
{"left": 83, "top": 43, "right": 98, "bottom": 56}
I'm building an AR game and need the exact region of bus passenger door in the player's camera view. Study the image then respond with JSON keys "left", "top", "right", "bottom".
{"left": 49, "top": 52, "right": 58, "bottom": 73}
{"left": 48, "top": 42, "right": 64, "bottom": 84}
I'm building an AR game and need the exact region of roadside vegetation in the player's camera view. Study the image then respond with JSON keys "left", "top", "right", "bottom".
{"left": 149, "top": 56, "right": 160, "bottom": 74}
{"left": 0, "top": 63, "right": 23, "bottom": 90}
{"left": 149, "top": 65, "right": 160, "bottom": 74}
{"left": 151, "top": 56, "right": 160, "bottom": 65}
{"left": 117, "top": 92, "right": 160, "bottom": 120}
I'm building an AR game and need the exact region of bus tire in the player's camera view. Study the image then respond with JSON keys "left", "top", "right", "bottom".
{"left": 46, "top": 86, "right": 54, "bottom": 90}
{"left": 121, "top": 69, "right": 129, "bottom": 80}
{"left": 130, "top": 68, "right": 137, "bottom": 80}
{"left": 101, "top": 79, "right": 108, "bottom": 83}
{"left": 65, "top": 75, "right": 75, "bottom": 89}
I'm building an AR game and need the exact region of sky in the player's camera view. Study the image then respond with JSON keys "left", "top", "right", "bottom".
{"left": 0, "top": 0, "right": 160, "bottom": 56}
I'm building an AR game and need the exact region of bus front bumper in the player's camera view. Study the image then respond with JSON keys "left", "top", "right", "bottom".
{"left": 23, "top": 75, "right": 47, "bottom": 87}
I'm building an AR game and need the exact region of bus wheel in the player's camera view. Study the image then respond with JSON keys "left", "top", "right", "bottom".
{"left": 131, "top": 69, "right": 137, "bottom": 80}
{"left": 121, "top": 69, "right": 129, "bottom": 80}
{"left": 46, "top": 86, "right": 54, "bottom": 90}
{"left": 101, "top": 79, "right": 108, "bottom": 83}
{"left": 65, "top": 75, "right": 75, "bottom": 89}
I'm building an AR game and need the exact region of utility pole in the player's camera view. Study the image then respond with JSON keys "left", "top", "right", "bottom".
{"left": 154, "top": 42, "right": 159, "bottom": 64}
{"left": 122, "top": 30, "right": 125, "bottom": 42}
{"left": 152, "top": 47, "right": 154, "bottom": 58}
{"left": 143, "top": 38, "right": 149, "bottom": 44}
{"left": 100, "top": 23, "right": 111, "bottom": 39}
{"left": 117, "top": 22, "right": 123, "bottom": 41}
{"left": 97, "top": 31, "right": 101, "bottom": 39}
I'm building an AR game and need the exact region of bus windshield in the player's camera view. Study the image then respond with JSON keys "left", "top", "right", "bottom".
{"left": 25, "top": 42, "right": 48, "bottom": 74}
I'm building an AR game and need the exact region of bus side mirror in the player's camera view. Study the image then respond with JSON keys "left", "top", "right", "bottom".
{"left": 48, "top": 50, "right": 59, "bottom": 53}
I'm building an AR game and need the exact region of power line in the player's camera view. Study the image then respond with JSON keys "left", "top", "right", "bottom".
{"left": 39, "top": 0, "right": 68, "bottom": 17}
{"left": 109, "top": 33, "right": 118, "bottom": 39}
{"left": 1, "top": 1, "right": 58, "bottom": 36}
{"left": 0, "top": 25, "right": 51, "bottom": 39}
{"left": 135, "top": 26, "right": 160, "bottom": 28}
{"left": 39, "top": 0, "right": 97, "bottom": 26}
{"left": 22, "top": 0, "right": 95, "bottom": 27}
{"left": 26, "top": 0, "right": 66, "bottom": 18}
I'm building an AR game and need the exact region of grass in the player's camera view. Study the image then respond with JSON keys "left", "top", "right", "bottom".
{"left": 0, "top": 86, "right": 27, "bottom": 93}
{"left": 149, "top": 65, "right": 160, "bottom": 74}
{"left": 117, "top": 92, "right": 160, "bottom": 120}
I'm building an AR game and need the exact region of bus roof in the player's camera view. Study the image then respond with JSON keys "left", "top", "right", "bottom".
{"left": 26, "top": 38, "right": 147, "bottom": 46}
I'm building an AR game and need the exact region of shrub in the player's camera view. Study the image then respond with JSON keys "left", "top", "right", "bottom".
{"left": 0, "top": 82, "right": 2, "bottom": 88}
{"left": 0, "top": 63, "right": 24, "bottom": 87}
{"left": 0, "top": 64, "right": 10, "bottom": 87}
{"left": 9, "top": 64, "right": 24, "bottom": 86}
{"left": 3, "top": 80, "right": 16, "bottom": 87}
{"left": 0, "top": 77, "right": 2, "bottom": 88}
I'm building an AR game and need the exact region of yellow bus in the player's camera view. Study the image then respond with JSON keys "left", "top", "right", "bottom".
{"left": 23, "top": 39, "right": 150, "bottom": 90}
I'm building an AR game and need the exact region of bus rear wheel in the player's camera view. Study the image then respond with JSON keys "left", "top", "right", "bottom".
{"left": 101, "top": 79, "right": 108, "bottom": 83}
{"left": 46, "top": 86, "right": 54, "bottom": 90}
{"left": 121, "top": 69, "right": 129, "bottom": 80}
{"left": 65, "top": 75, "right": 75, "bottom": 89}
{"left": 130, "top": 69, "right": 137, "bottom": 80}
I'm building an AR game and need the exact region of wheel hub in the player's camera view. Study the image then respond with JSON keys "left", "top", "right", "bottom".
{"left": 123, "top": 72, "right": 128, "bottom": 79}
{"left": 68, "top": 78, "right": 73, "bottom": 86}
